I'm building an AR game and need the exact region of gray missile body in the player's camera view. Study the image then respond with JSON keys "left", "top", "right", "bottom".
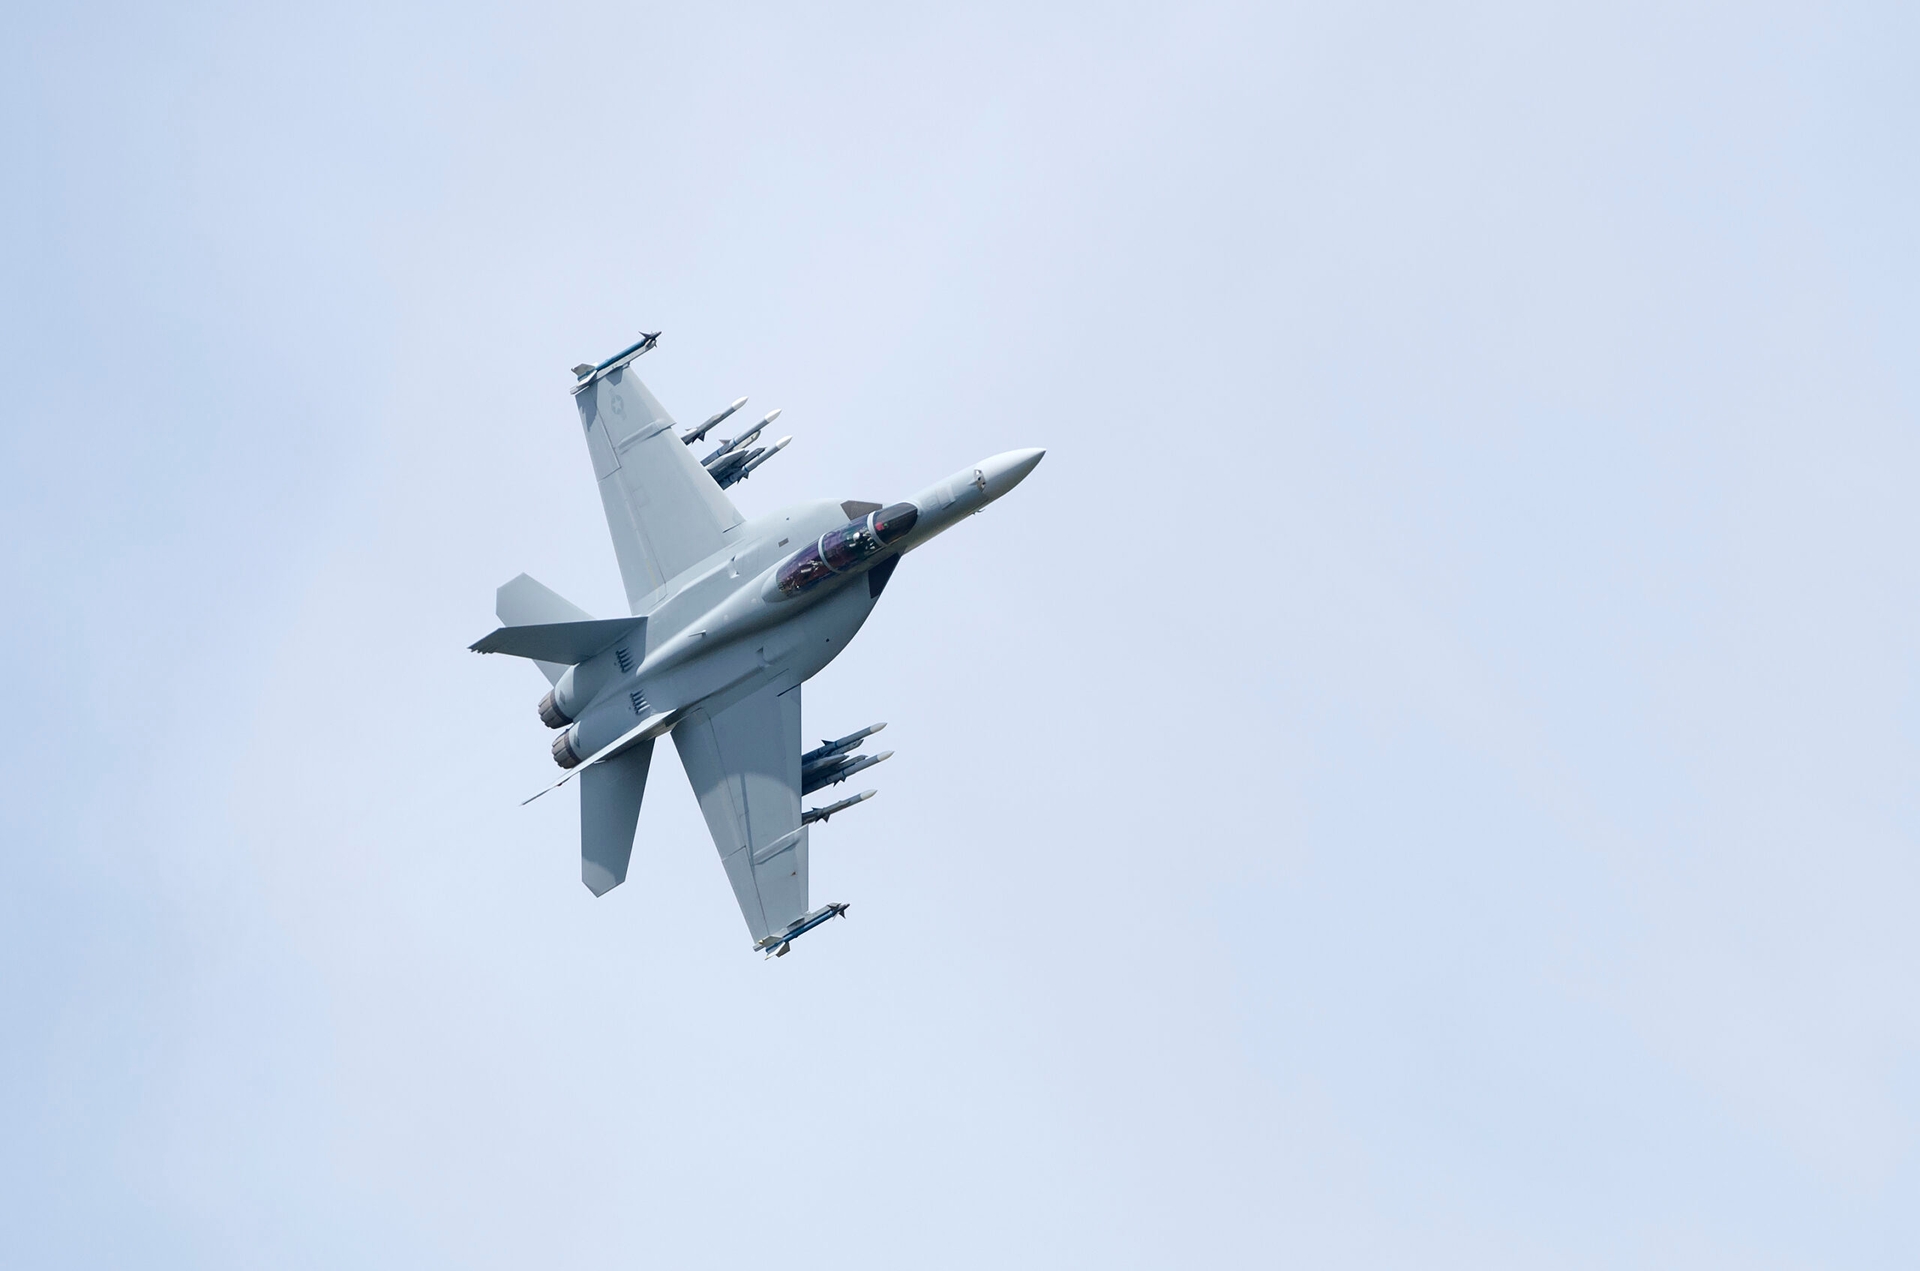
{"left": 801, "top": 749, "right": 892, "bottom": 795}
{"left": 799, "top": 738, "right": 876, "bottom": 779}
{"left": 700, "top": 409, "right": 781, "bottom": 466}
{"left": 702, "top": 425, "right": 765, "bottom": 469}
{"left": 802, "top": 788, "right": 877, "bottom": 825}
{"left": 801, "top": 722, "right": 887, "bottom": 767}
{"left": 800, "top": 751, "right": 847, "bottom": 781}
{"left": 737, "top": 435, "right": 790, "bottom": 480}
{"left": 708, "top": 448, "right": 761, "bottom": 490}
{"left": 681, "top": 396, "right": 748, "bottom": 446}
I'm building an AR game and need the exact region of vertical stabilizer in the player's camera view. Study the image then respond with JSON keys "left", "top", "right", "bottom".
{"left": 581, "top": 740, "right": 654, "bottom": 896}
{"left": 495, "top": 573, "right": 594, "bottom": 685}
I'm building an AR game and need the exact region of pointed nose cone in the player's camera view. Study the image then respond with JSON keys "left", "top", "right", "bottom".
{"left": 979, "top": 447, "right": 1046, "bottom": 500}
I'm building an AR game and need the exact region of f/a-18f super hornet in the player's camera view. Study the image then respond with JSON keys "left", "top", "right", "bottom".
{"left": 472, "top": 333, "right": 1043, "bottom": 956}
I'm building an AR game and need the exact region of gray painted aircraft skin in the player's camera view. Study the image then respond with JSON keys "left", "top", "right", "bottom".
{"left": 473, "top": 334, "right": 1044, "bottom": 956}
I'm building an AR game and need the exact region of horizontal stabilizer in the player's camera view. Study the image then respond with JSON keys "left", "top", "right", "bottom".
{"left": 522, "top": 706, "right": 685, "bottom": 805}
{"left": 470, "top": 616, "right": 644, "bottom": 665}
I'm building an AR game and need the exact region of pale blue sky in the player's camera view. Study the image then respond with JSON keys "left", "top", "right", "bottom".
{"left": 4, "top": 2, "right": 1917, "bottom": 1266}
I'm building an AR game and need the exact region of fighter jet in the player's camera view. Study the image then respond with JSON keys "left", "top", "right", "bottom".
{"left": 472, "top": 333, "right": 1044, "bottom": 956}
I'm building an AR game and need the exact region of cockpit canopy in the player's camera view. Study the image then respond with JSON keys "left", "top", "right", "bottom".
{"left": 776, "top": 502, "right": 918, "bottom": 598}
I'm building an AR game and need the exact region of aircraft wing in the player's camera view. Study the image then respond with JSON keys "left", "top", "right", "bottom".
{"left": 574, "top": 366, "right": 744, "bottom": 610}
{"left": 671, "top": 679, "right": 809, "bottom": 945}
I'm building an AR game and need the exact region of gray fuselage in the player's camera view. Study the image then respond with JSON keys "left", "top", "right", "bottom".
{"left": 547, "top": 449, "right": 1042, "bottom": 767}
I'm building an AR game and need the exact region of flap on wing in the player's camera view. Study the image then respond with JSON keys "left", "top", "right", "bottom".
{"left": 469, "top": 616, "right": 645, "bottom": 665}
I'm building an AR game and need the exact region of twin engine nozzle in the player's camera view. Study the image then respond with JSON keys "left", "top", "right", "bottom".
{"left": 536, "top": 634, "right": 635, "bottom": 739}
{"left": 539, "top": 686, "right": 584, "bottom": 769}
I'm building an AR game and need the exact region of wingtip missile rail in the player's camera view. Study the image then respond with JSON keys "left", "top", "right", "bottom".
{"left": 754, "top": 901, "right": 850, "bottom": 957}
{"left": 571, "top": 332, "right": 660, "bottom": 389}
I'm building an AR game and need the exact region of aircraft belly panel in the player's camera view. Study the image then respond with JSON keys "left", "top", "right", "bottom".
{"left": 672, "top": 677, "right": 808, "bottom": 943}
{"left": 784, "top": 579, "right": 880, "bottom": 684}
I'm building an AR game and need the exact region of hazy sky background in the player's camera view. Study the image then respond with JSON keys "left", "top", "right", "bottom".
{"left": 4, "top": 2, "right": 1917, "bottom": 1266}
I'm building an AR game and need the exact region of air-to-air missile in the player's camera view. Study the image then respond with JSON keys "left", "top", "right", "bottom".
{"left": 802, "top": 723, "right": 886, "bottom": 766}
{"left": 701, "top": 411, "right": 788, "bottom": 489}
{"left": 802, "top": 788, "right": 876, "bottom": 826}
{"left": 570, "top": 332, "right": 660, "bottom": 384}
{"left": 706, "top": 451, "right": 751, "bottom": 489}
{"left": 708, "top": 445, "right": 765, "bottom": 490}
{"left": 799, "top": 742, "right": 871, "bottom": 782}
{"left": 798, "top": 748, "right": 845, "bottom": 786}
{"left": 801, "top": 749, "right": 892, "bottom": 795}
{"left": 735, "top": 435, "right": 790, "bottom": 482}
{"left": 754, "top": 901, "right": 850, "bottom": 957}
{"left": 681, "top": 396, "right": 748, "bottom": 446}
{"left": 700, "top": 429, "right": 758, "bottom": 469}
{"left": 701, "top": 409, "right": 780, "bottom": 465}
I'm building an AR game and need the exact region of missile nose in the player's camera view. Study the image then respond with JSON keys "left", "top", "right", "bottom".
{"left": 978, "top": 447, "right": 1046, "bottom": 500}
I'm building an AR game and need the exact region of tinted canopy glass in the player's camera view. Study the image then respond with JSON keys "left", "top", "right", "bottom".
{"left": 775, "top": 542, "right": 833, "bottom": 597}
{"left": 820, "top": 520, "right": 881, "bottom": 572}
{"left": 776, "top": 503, "right": 919, "bottom": 599}
{"left": 872, "top": 503, "right": 918, "bottom": 544}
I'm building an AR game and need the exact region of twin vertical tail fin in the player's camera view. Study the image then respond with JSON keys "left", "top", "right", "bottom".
{"left": 490, "top": 573, "right": 595, "bottom": 685}
{"left": 581, "top": 741, "right": 654, "bottom": 896}
{"left": 482, "top": 573, "right": 654, "bottom": 895}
